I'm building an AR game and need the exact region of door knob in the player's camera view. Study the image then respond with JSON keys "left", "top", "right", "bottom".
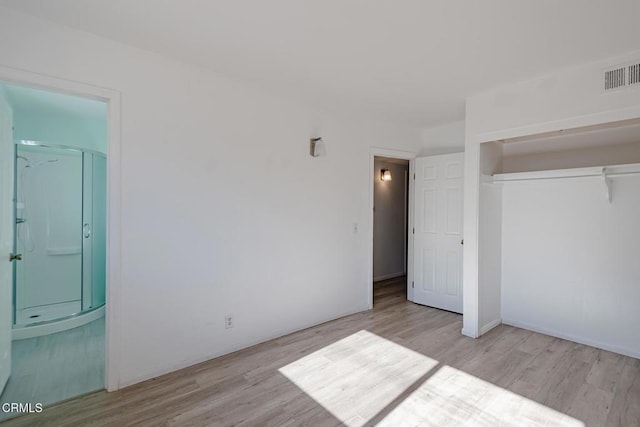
{"left": 9, "top": 253, "right": 22, "bottom": 261}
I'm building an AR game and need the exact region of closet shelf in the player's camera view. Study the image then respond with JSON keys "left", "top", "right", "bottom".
{"left": 482, "top": 162, "right": 640, "bottom": 203}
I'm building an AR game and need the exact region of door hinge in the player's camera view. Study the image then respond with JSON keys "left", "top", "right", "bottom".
{"left": 412, "top": 281, "right": 414, "bottom": 288}
{"left": 413, "top": 173, "right": 416, "bottom": 180}
{"left": 412, "top": 227, "right": 415, "bottom": 234}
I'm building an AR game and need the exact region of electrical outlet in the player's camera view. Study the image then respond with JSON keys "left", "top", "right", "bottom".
{"left": 225, "top": 314, "right": 234, "bottom": 329}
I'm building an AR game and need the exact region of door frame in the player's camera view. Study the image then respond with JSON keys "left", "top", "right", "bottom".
{"left": 0, "top": 65, "right": 122, "bottom": 392}
{"left": 368, "top": 147, "right": 417, "bottom": 308}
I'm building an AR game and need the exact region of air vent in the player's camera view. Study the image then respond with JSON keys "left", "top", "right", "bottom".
{"left": 604, "top": 67, "right": 626, "bottom": 91}
{"left": 629, "top": 63, "right": 640, "bottom": 86}
{"left": 603, "top": 60, "right": 640, "bottom": 91}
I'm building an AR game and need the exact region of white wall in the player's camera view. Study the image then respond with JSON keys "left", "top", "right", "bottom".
{"left": 501, "top": 175, "right": 640, "bottom": 358}
{"left": 0, "top": 7, "right": 422, "bottom": 387}
{"left": 0, "top": 82, "right": 107, "bottom": 154}
{"left": 503, "top": 140, "right": 640, "bottom": 173}
{"left": 420, "top": 120, "right": 465, "bottom": 156}
{"left": 466, "top": 51, "right": 640, "bottom": 138}
{"left": 477, "top": 142, "right": 502, "bottom": 334}
{"left": 373, "top": 159, "right": 408, "bottom": 281}
{"left": 13, "top": 109, "right": 107, "bottom": 154}
{"left": 463, "top": 50, "right": 640, "bottom": 338}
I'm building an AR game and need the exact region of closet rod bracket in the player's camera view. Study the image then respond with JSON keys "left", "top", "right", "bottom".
{"left": 602, "top": 168, "right": 612, "bottom": 203}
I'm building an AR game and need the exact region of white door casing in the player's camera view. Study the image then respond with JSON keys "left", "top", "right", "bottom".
{"left": 412, "top": 153, "right": 464, "bottom": 313}
{"left": 0, "top": 65, "right": 122, "bottom": 391}
{"left": 0, "top": 92, "right": 13, "bottom": 394}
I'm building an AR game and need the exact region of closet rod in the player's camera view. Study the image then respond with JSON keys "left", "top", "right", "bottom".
{"left": 606, "top": 171, "right": 640, "bottom": 178}
{"left": 492, "top": 174, "right": 596, "bottom": 183}
{"left": 490, "top": 170, "right": 640, "bottom": 184}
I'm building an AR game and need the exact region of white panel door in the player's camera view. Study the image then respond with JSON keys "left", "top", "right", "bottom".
{"left": 412, "top": 153, "right": 463, "bottom": 313}
{"left": 0, "top": 94, "right": 13, "bottom": 394}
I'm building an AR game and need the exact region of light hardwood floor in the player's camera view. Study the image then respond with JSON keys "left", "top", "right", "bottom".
{"left": 3, "top": 277, "right": 638, "bottom": 426}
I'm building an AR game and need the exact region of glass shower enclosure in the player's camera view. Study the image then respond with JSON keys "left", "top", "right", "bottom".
{"left": 13, "top": 141, "right": 106, "bottom": 330}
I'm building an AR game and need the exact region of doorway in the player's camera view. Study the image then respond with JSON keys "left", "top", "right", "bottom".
{"left": 0, "top": 81, "right": 109, "bottom": 420}
{"left": 372, "top": 156, "right": 410, "bottom": 306}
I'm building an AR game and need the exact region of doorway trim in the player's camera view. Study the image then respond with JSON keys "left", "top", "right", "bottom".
{"left": 0, "top": 65, "right": 122, "bottom": 391}
{"left": 368, "top": 147, "right": 417, "bottom": 309}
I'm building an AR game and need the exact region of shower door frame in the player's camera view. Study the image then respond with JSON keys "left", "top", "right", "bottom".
{"left": 0, "top": 65, "right": 122, "bottom": 392}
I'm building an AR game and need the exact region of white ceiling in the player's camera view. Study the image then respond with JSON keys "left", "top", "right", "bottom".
{"left": 2, "top": 0, "right": 639, "bottom": 127}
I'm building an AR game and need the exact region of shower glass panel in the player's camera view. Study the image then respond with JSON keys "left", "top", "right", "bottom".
{"left": 91, "top": 155, "right": 107, "bottom": 308}
{"left": 13, "top": 142, "right": 106, "bottom": 327}
{"left": 15, "top": 145, "right": 83, "bottom": 325}
{"left": 82, "top": 152, "right": 107, "bottom": 310}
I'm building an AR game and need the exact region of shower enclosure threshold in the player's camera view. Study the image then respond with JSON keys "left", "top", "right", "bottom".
{"left": 12, "top": 305, "right": 105, "bottom": 340}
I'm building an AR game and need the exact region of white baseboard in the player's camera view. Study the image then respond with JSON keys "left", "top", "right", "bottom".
{"left": 502, "top": 318, "right": 640, "bottom": 360}
{"left": 461, "top": 327, "right": 477, "bottom": 338}
{"left": 479, "top": 318, "right": 502, "bottom": 335}
{"left": 373, "top": 272, "right": 405, "bottom": 282}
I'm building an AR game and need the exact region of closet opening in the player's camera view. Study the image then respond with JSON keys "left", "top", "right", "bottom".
{"left": 478, "top": 117, "right": 640, "bottom": 357}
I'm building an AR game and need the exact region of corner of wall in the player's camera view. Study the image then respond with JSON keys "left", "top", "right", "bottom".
{"left": 479, "top": 318, "right": 502, "bottom": 336}
{"left": 461, "top": 132, "right": 480, "bottom": 338}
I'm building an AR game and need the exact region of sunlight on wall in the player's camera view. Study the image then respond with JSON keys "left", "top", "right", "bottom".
{"left": 279, "top": 330, "right": 584, "bottom": 427}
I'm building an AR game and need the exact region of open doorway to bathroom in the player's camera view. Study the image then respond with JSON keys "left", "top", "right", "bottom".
{"left": 372, "top": 156, "right": 409, "bottom": 307}
{"left": 0, "top": 82, "right": 107, "bottom": 421}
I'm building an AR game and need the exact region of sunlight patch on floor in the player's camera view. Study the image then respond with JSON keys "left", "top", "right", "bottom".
{"left": 278, "top": 330, "right": 438, "bottom": 426}
{"left": 280, "top": 330, "right": 585, "bottom": 427}
{"left": 378, "top": 364, "right": 584, "bottom": 426}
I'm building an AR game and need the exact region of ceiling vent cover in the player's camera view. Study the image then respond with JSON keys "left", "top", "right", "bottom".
{"left": 604, "top": 67, "right": 626, "bottom": 91}
{"left": 604, "top": 60, "right": 640, "bottom": 91}
{"left": 629, "top": 63, "right": 640, "bottom": 86}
